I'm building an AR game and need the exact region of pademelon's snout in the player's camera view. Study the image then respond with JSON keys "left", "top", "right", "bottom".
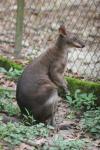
{"left": 73, "top": 41, "right": 85, "bottom": 48}
{"left": 79, "top": 39, "right": 85, "bottom": 48}
{"left": 81, "top": 43, "right": 85, "bottom": 48}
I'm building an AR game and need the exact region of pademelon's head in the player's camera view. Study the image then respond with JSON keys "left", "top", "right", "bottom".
{"left": 58, "top": 25, "right": 85, "bottom": 48}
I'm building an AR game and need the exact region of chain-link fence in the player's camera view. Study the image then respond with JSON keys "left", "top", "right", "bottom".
{"left": 0, "top": 0, "right": 100, "bottom": 81}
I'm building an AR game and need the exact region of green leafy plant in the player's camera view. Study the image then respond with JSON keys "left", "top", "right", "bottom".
{"left": 0, "top": 145, "right": 3, "bottom": 150}
{"left": 5, "top": 100, "right": 19, "bottom": 116}
{"left": 43, "top": 136, "right": 89, "bottom": 150}
{"left": 80, "top": 107, "right": 100, "bottom": 138}
{"left": 22, "top": 108, "right": 36, "bottom": 125}
{"left": 0, "top": 67, "right": 23, "bottom": 80}
{"left": 0, "top": 90, "right": 53, "bottom": 148}
{"left": 6, "top": 67, "right": 23, "bottom": 80}
{"left": 0, "top": 67, "right": 7, "bottom": 73}
{"left": 0, "top": 56, "right": 23, "bottom": 70}
{"left": 66, "top": 89, "right": 96, "bottom": 110}
{"left": 0, "top": 91, "right": 19, "bottom": 116}
{"left": 0, "top": 122, "right": 51, "bottom": 147}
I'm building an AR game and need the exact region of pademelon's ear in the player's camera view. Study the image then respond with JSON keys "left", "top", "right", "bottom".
{"left": 59, "top": 25, "right": 66, "bottom": 36}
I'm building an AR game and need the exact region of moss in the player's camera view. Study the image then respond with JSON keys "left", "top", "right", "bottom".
{"left": 0, "top": 56, "right": 23, "bottom": 71}
{"left": 65, "top": 77, "right": 100, "bottom": 105}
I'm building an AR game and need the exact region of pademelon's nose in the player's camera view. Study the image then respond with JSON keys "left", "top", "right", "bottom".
{"left": 82, "top": 44, "right": 85, "bottom": 48}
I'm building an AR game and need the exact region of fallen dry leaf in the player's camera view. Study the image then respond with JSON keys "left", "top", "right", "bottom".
{"left": 34, "top": 137, "right": 47, "bottom": 145}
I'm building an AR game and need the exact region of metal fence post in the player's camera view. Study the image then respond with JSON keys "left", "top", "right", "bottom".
{"left": 15, "top": 0, "right": 25, "bottom": 57}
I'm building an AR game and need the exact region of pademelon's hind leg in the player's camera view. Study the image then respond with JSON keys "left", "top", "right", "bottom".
{"left": 47, "top": 114, "right": 56, "bottom": 126}
{"left": 44, "top": 90, "right": 60, "bottom": 126}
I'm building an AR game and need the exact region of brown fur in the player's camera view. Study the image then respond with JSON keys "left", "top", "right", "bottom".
{"left": 16, "top": 25, "right": 85, "bottom": 125}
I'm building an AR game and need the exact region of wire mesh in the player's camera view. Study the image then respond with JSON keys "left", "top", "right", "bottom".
{"left": 0, "top": 0, "right": 100, "bottom": 81}
{"left": 0, "top": 0, "right": 16, "bottom": 54}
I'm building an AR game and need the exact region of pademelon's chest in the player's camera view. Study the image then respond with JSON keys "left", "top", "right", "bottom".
{"left": 60, "top": 55, "right": 67, "bottom": 65}
{"left": 54, "top": 54, "right": 68, "bottom": 74}
{"left": 59, "top": 52, "right": 68, "bottom": 66}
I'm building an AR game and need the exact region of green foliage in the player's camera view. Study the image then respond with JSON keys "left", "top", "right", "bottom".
{"left": 43, "top": 136, "right": 89, "bottom": 150}
{"left": 6, "top": 67, "right": 23, "bottom": 80}
{"left": 0, "top": 90, "right": 54, "bottom": 148}
{"left": 0, "top": 67, "right": 23, "bottom": 80}
{"left": 0, "top": 122, "right": 50, "bottom": 146}
{"left": 22, "top": 108, "right": 36, "bottom": 125}
{"left": 0, "top": 91, "right": 19, "bottom": 116}
{"left": 0, "top": 56, "right": 23, "bottom": 80}
{"left": 66, "top": 90, "right": 96, "bottom": 111}
{"left": 0, "top": 145, "right": 3, "bottom": 150}
{"left": 65, "top": 77, "right": 100, "bottom": 105}
{"left": 80, "top": 107, "right": 100, "bottom": 138}
{"left": 0, "top": 56, "right": 23, "bottom": 70}
{"left": 0, "top": 67, "right": 7, "bottom": 73}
